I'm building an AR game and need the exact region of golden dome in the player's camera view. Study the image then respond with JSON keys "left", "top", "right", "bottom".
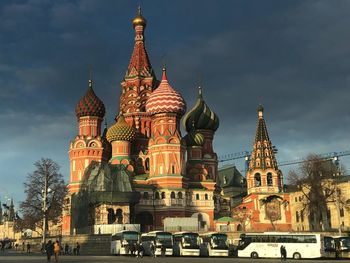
{"left": 132, "top": 6, "right": 147, "bottom": 28}
{"left": 106, "top": 114, "right": 136, "bottom": 142}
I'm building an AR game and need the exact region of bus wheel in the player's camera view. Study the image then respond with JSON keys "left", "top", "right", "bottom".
{"left": 293, "top": 252, "right": 301, "bottom": 260}
{"left": 251, "top": 252, "right": 259, "bottom": 259}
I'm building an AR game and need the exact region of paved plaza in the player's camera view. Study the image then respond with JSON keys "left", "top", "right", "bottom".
{"left": 0, "top": 252, "right": 348, "bottom": 263}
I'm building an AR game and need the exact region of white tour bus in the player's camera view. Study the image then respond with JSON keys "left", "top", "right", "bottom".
{"left": 173, "top": 232, "right": 200, "bottom": 256}
{"left": 200, "top": 232, "right": 229, "bottom": 257}
{"left": 237, "top": 232, "right": 336, "bottom": 259}
{"left": 111, "top": 230, "right": 139, "bottom": 255}
{"left": 334, "top": 236, "right": 350, "bottom": 258}
{"left": 140, "top": 231, "right": 173, "bottom": 256}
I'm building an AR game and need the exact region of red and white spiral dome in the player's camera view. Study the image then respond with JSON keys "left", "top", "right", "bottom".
{"left": 146, "top": 68, "right": 186, "bottom": 116}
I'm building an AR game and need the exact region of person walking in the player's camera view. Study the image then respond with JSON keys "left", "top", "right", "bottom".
{"left": 64, "top": 244, "right": 69, "bottom": 255}
{"left": 280, "top": 245, "right": 287, "bottom": 261}
{"left": 26, "top": 243, "right": 31, "bottom": 253}
{"left": 161, "top": 244, "right": 166, "bottom": 257}
{"left": 283, "top": 246, "right": 287, "bottom": 261}
{"left": 137, "top": 242, "right": 144, "bottom": 258}
{"left": 45, "top": 240, "right": 54, "bottom": 262}
{"left": 53, "top": 241, "right": 60, "bottom": 262}
{"left": 76, "top": 242, "right": 80, "bottom": 255}
{"left": 150, "top": 242, "right": 156, "bottom": 258}
{"left": 22, "top": 242, "right": 25, "bottom": 252}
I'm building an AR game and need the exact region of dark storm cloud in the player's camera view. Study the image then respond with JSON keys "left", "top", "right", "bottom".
{"left": 1, "top": 0, "right": 350, "bottom": 206}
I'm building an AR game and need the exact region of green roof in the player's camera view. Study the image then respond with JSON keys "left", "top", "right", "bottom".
{"left": 216, "top": 216, "right": 234, "bottom": 222}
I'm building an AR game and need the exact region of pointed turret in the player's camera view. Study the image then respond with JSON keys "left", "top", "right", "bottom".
{"left": 249, "top": 104, "right": 278, "bottom": 171}
{"left": 246, "top": 105, "right": 283, "bottom": 194}
{"left": 125, "top": 6, "right": 154, "bottom": 79}
{"left": 8, "top": 199, "right": 15, "bottom": 221}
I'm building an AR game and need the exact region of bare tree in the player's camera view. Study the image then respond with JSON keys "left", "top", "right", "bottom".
{"left": 288, "top": 154, "right": 346, "bottom": 231}
{"left": 19, "top": 158, "right": 67, "bottom": 235}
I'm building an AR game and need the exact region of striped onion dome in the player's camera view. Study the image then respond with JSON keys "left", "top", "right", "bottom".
{"left": 75, "top": 80, "right": 105, "bottom": 118}
{"left": 146, "top": 68, "right": 186, "bottom": 116}
{"left": 106, "top": 114, "right": 136, "bottom": 142}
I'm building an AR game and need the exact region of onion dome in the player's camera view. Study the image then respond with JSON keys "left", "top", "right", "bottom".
{"left": 132, "top": 6, "right": 147, "bottom": 28}
{"left": 106, "top": 114, "right": 136, "bottom": 142}
{"left": 146, "top": 68, "right": 186, "bottom": 116}
{"left": 182, "top": 87, "right": 219, "bottom": 132}
{"left": 75, "top": 80, "right": 106, "bottom": 118}
{"left": 184, "top": 131, "right": 205, "bottom": 147}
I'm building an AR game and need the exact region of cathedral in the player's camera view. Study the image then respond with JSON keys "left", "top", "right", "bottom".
{"left": 62, "top": 8, "right": 220, "bottom": 235}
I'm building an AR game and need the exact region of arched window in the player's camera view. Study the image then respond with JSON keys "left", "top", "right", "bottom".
{"left": 300, "top": 210, "right": 304, "bottom": 222}
{"left": 296, "top": 211, "right": 299, "bottom": 223}
{"left": 143, "top": 192, "right": 149, "bottom": 200}
{"left": 178, "top": 192, "right": 183, "bottom": 199}
{"left": 267, "top": 173, "right": 273, "bottom": 186}
{"left": 204, "top": 194, "right": 208, "bottom": 200}
{"left": 171, "top": 165, "right": 175, "bottom": 174}
{"left": 237, "top": 224, "right": 243, "bottom": 231}
{"left": 278, "top": 174, "right": 283, "bottom": 189}
{"left": 196, "top": 194, "right": 200, "bottom": 200}
{"left": 145, "top": 158, "right": 150, "bottom": 172}
{"left": 254, "top": 173, "right": 261, "bottom": 187}
{"left": 170, "top": 191, "right": 175, "bottom": 199}
{"left": 116, "top": 209, "right": 123, "bottom": 224}
{"left": 161, "top": 192, "right": 166, "bottom": 199}
{"left": 155, "top": 192, "right": 160, "bottom": 199}
{"left": 107, "top": 208, "right": 115, "bottom": 224}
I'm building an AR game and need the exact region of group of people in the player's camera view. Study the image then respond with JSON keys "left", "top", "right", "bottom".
{"left": 126, "top": 242, "right": 144, "bottom": 257}
{"left": 125, "top": 242, "right": 167, "bottom": 258}
{"left": 44, "top": 241, "right": 80, "bottom": 262}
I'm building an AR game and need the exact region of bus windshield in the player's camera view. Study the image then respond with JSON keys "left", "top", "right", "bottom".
{"left": 337, "top": 237, "right": 350, "bottom": 249}
{"left": 183, "top": 234, "right": 199, "bottom": 245}
{"left": 156, "top": 233, "right": 173, "bottom": 247}
{"left": 123, "top": 232, "right": 139, "bottom": 241}
{"left": 212, "top": 234, "right": 228, "bottom": 248}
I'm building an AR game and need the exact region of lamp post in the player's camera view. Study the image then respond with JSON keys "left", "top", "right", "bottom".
{"left": 42, "top": 172, "right": 52, "bottom": 246}
{"left": 333, "top": 156, "right": 342, "bottom": 236}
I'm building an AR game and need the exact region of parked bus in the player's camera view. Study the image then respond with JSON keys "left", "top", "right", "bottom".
{"left": 111, "top": 230, "right": 139, "bottom": 255}
{"left": 140, "top": 231, "right": 173, "bottom": 256}
{"left": 200, "top": 232, "right": 229, "bottom": 257}
{"left": 334, "top": 236, "right": 350, "bottom": 258}
{"left": 237, "top": 232, "right": 336, "bottom": 259}
{"left": 173, "top": 232, "right": 200, "bottom": 256}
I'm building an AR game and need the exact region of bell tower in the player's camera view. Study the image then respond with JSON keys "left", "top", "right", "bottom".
{"left": 246, "top": 105, "right": 283, "bottom": 195}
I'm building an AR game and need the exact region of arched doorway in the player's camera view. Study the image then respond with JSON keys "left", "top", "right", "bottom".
{"left": 107, "top": 208, "right": 115, "bottom": 224}
{"left": 116, "top": 209, "right": 123, "bottom": 224}
{"left": 135, "top": 211, "right": 153, "bottom": 232}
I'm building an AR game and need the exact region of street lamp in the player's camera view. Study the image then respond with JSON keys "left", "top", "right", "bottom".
{"left": 42, "top": 170, "right": 52, "bottom": 247}
{"left": 333, "top": 156, "right": 342, "bottom": 236}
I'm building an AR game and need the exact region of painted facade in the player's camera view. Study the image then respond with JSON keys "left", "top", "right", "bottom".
{"left": 63, "top": 8, "right": 220, "bottom": 235}
{"left": 239, "top": 105, "right": 292, "bottom": 232}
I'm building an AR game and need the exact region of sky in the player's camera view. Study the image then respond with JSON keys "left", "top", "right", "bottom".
{"left": 1, "top": 0, "right": 350, "bottom": 209}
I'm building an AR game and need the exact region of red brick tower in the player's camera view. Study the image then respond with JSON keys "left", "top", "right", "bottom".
{"left": 182, "top": 87, "right": 220, "bottom": 228}
{"left": 240, "top": 105, "right": 291, "bottom": 231}
{"left": 146, "top": 68, "right": 187, "bottom": 183}
{"left": 119, "top": 7, "right": 157, "bottom": 172}
{"left": 63, "top": 78, "right": 107, "bottom": 235}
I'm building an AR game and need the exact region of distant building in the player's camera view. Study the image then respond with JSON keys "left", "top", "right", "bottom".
{"left": 289, "top": 175, "right": 350, "bottom": 232}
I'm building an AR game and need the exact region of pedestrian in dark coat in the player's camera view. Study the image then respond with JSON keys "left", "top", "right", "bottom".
{"left": 46, "top": 240, "right": 54, "bottom": 262}
{"left": 150, "top": 242, "right": 156, "bottom": 258}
